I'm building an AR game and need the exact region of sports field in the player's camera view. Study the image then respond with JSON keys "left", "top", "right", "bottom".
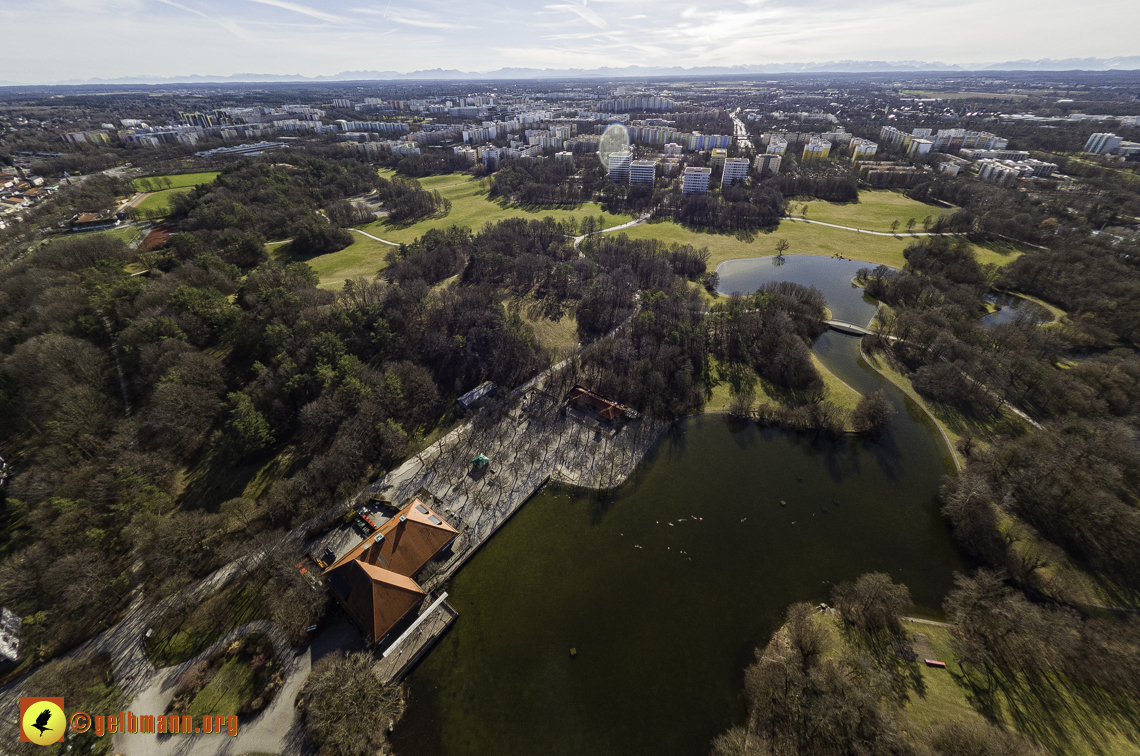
{"left": 135, "top": 187, "right": 195, "bottom": 215}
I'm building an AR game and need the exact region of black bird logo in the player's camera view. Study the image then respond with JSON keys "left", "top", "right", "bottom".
{"left": 31, "top": 707, "right": 53, "bottom": 736}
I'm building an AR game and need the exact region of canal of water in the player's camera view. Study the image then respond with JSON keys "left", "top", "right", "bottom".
{"left": 392, "top": 256, "right": 965, "bottom": 756}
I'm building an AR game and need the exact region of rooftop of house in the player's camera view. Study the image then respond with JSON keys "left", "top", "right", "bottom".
{"left": 326, "top": 498, "right": 458, "bottom": 579}
{"left": 323, "top": 497, "right": 459, "bottom": 644}
{"left": 567, "top": 385, "right": 628, "bottom": 421}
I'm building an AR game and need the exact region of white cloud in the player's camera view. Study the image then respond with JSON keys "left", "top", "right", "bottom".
{"left": 246, "top": 0, "right": 345, "bottom": 23}
{"left": 0, "top": 0, "right": 1136, "bottom": 83}
{"left": 545, "top": 1, "right": 608, "bottom": 28}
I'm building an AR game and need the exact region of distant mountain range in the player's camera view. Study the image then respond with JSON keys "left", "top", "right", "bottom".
{"left": 16, "top": 57, "right": 1140, "bottom": 86}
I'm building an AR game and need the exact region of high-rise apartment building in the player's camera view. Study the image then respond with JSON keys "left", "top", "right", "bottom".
{"left": 851, "top": 138, "right": 878, "bottom": 163}
{"left": 754, "top": 153, "right": 782, "bottom": 175}
{"left": 630, "top": 160, "right": 657, "bottom": 185}
{"left": 682, "top": 166, "right": 711, "bottom": 195}
{"left": 908, "top": 139, "right": 933, "bottom": 157}
{"left": 710, "top": 148, "right": 728, "bottom": 170}
{"left": 802, "top": 138, "right": 831, "bottom": 162}
{"left": 721, "top": 158, "right": 750, "bottom": 186}
{"left": 608, "top": 151, "right": 633, "bottom": 183}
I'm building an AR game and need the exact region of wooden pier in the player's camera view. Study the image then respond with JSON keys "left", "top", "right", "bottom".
{"left": 374, "top": 593, "right": 458, "bottom": 685}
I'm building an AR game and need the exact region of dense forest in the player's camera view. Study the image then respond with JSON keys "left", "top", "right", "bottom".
{"left": 0, "top": 151, "right": 543, "bottom": 664}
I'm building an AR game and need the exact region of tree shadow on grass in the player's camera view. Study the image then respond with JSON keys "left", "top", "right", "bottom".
{"left": 178, "top": 445, "right": 305, "bottom": 513}
{"left": 954, "top": 664, "right": 1140, "bottom": 756}
{"left": 841, "top": 626, "right": 927, "bottom": 705}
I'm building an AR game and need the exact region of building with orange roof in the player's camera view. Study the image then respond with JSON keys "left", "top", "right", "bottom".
{"left": 323, "top": 498, "right": 458, "bottom": 646}
{"left": 566, "top": 385, "right": 629, "bottom": 423}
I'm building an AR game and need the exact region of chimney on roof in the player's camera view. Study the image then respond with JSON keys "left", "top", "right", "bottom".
{"left": 364, "top": 532, "right": 384, "bottom": 565}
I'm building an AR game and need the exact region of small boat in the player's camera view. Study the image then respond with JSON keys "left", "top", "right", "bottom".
{"left": 924, "top": 659, "right": 947, "bottom": 668}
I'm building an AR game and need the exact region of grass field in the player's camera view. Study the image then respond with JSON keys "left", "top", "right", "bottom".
{"left": 787, "top": 190, "right": 951, "bottom": 233}
{"left": 187, "top": 655, "right": 256, "bottom": 718}
{"left": 135, "top": 186, "right": 195, "bottom": 215}
{"left": 133, "top": 171, "right": 219, "bottom": 191}
{"left": 621, "top": 217, "right": 1024, "bottom": 271}
{"left": 502, "top": 294, "right": 580, "bottom": 355}
{"left": 270, "top": 233, "right": 394, "bottom": 290}
{"left": 623, "top": 218, "right": 916, "bottom": 268}
{"left": 93, "top": 224, "right": 144, "bottom": 245}
{"left": 702, "top": 355, "right": 862, "bottom": 428}
{"left": 144, "top": 577, "right": 267, "bottom": 667}
{"left": 814, "top": 614, "right": 1140, "bottom": 756}
{"left": 361, "top": 168, "right": 634, "bottom": 245}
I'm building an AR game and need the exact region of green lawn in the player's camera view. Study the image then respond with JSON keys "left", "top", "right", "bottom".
{"left": 702, "top": 355, "right": 861, "bottom": 428}
{"left": 502, "top": 294, "right": 581, "bottom": 355}
{"left": 135, "top": 186, "right": 195, "bottom": 215}
{"left": 622, "top": 217, "right": 1024, "bottom": 271}
{"left": 270, "top": 233, "right": 395, "bottom": 290}
{"left": 144, "top": 578, "right": 267, "bottom": 667}
{"left": 187, "top": 655, "right": 256, "bottom": 718}
{"left": 622, "top": 218, "right": 915, "bottom": 269}
{"left": 94, "top": 225, "right": 144, "bottom": 245}
{"left": 133, "top": 171, "right": 219, "bottom": 191}
{"left": 362, "top": 168, "right": 634, "bottom": 245}
{"left": 812, "top": 614, "right": 1140, "bottom": 756}
{"left": 787, "top": 190, "right": 951, "bottom": 233}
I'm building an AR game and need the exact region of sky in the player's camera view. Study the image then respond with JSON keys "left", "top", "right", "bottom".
{"left": 1, "top": 0, "right": 1138, "bottom": 84}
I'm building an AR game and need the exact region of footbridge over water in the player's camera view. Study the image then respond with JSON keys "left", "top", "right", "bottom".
{"left": 824, "top": 319, "right": 876, "bottom": 337}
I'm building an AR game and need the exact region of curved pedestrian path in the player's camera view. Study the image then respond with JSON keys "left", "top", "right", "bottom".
{"left": 116, "top": 620, "right": 308, "bottom": 756}
{"left": 780, "top": 216, "right": 951, "bottom": 237}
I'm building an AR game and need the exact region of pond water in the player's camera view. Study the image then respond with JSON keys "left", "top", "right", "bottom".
{"left": 980, "top": 291, "right": 1053, "bottom": 327}
{"left": 717, "top": 255, "right": 880, "bottom": 326}
{"left": 392, "top": 257, "right": 964, "bottom": 756}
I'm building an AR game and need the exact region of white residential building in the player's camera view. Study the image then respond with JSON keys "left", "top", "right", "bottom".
{"left": 754, "top": 153, "right": 782, "bottom": 175}
{"left": 908, "top": 139, "right": 933, "bottom": 157}
{"left": 850, "top": 138, "right": 878, "bottom": 163}
{"left": 608, "top": 151, "right": 633, "bottom": 183}
{"left": 766, "top": 137, "right": 788, "bottom": 155}
{"left": 682, "top": 166, "right": 711, "bottom": 195}
{"left": 721, "top": 158, "right": 750, "bottom": 186}
{"left": 630, "top": 159, "right": 657, "bottom": 185}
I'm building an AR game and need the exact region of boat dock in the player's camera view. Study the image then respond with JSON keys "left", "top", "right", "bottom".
{"left": 374, "top": 592, "right": 458, "bottom": 685}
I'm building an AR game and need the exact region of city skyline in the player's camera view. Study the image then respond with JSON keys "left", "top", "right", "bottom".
{"left": 1, "top": 0, "right": 1137, "bottom": 85}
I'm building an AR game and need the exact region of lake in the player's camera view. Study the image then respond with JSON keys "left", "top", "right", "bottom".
{"left": 717, "top": 254, "right": 880, "bottom": 326}
{"left": 392, "top": 256, "right": 964, "bottom": 756}
{"left": 981, "top": 291, "right": 1053, "bottom": 326}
